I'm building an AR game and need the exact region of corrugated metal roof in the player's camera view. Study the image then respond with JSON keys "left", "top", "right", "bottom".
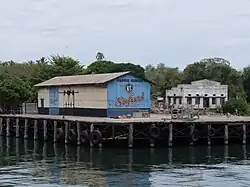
{"left": 35, "top": 71, "right": 131, "bottom": 87}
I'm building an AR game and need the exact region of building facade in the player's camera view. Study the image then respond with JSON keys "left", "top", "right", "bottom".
{"left": 165, "top": 79, "right": 228, "bottom": 109}
{"left": 35, "top": 72, "right": 151, "bottom": 117}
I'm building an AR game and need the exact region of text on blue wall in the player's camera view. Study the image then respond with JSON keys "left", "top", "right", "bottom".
{"left": 107, "top": 74, "right": 150, "bottom": 108}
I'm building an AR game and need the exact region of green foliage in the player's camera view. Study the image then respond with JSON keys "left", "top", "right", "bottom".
{"left": 87, "top": 60, "right": 145, "bottom": 78}
{"left": 183, "top": 58, "right": 245, "bottom": 99}
{"left": 221, "top": 99, "right": 250, "bottom": 116}
{"left": 1, "top": 54, "right": 250, "bottom": 116}
{"left": 145, "top": 63, "right": 182, "bottom": 98}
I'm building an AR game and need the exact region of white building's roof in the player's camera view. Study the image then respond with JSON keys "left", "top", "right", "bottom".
{"left": 191, "top": 79, "right": 221, "bottom": 86}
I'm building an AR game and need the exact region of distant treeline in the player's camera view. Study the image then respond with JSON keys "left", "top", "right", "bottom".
{"left": 1, "top": 55, "right": 250, "bottom": 110}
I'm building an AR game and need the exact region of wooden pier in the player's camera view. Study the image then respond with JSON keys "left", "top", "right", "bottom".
{"left": 0, "top": 113, "right": 250, "bottom": 148}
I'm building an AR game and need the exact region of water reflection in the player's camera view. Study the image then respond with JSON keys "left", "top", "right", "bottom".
{"left": 0, "top": 138, "right": 249, "bottom": 186}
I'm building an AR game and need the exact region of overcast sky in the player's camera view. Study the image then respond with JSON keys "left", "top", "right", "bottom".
{"left": 1, "top": 0, "right": 250, "bottom": 69}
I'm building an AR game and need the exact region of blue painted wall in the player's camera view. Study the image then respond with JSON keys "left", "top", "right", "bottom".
{"left": 107, "top": 74, "right": 150, "bottom": 117}
{"left": 49, "top": 87, "right": 59, "bottom": 115}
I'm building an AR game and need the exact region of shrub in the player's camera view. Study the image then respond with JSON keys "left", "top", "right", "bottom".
{"left": 222, "top": 99, "right": 250, "bottom": 115}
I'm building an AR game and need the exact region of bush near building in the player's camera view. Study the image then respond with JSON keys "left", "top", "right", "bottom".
{"left": 222, "top": 99, "right": 250, "bottom": 116}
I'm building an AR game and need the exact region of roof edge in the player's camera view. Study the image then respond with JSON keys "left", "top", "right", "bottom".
{"left": 34, "top": 71, "right": 155, "bottom": 87}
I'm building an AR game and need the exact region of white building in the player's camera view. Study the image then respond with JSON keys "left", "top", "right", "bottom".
{"left": 165, "top": 79, "right": 228, "bottom": 109}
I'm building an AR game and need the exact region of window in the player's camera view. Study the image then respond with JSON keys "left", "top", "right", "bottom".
{"left": 179, "top": 98, "right": 182, "bottom": 104}
{"left": 187, "top": 98, "right": 192, "bottom": 104}
{"left": 40, "top": 98, "right": 44, "bottom": 108}
{"left": 195, "top": 98, "right": 200, "bottom": 105}
{"left": 188, "top": 94, "right": 191, "bottom": 96}
{"left": 212, "top": 98, "right": 216, "bottom": 104}
{"left": 221, "top": 94, "right": 224, "bottom": 96}
{"left": 204, "top": 94, "right": 208, "bottom": 96}
{"left": 196, "top": 94, "right": 199, "bottom": 96}
{"left": 173, "top": 98, "right": 177, "bottom": 104}
{"left": 213, "top": 94, "right": 216, "bottom": 96}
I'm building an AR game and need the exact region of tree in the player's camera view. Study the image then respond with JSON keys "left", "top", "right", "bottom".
{"left": 222, "top": 99, "right": 250, "bottom": 115}
{"left": 48, "top": 55, "right": 86, "bottom": 77}
{"left": 242, "top": 66, "right": 250, "bottom": 103}
{"left": 0, "top": 55, "right": 87, "bottom": 106}
{"left": 145, "top": 63, "right": 182, "bottom": 98}
{"left": 96, "top": 52, "right": 105, "bottom": 61}
{"left": 87, "top": 60, "right": 145, "bottom": 78}
{"left": 183, "top": 57, "right": 245, "bottom": 99}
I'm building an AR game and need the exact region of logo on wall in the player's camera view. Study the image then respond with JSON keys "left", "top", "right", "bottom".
{"left": 125, "top": 84, "right": 133, "bottom": 93}
{"left": 115, "top": 83, "right": 144, "bottom": 107}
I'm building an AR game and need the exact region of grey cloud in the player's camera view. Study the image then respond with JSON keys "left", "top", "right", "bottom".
{"left": 0, "top": 0, "right": 250, "bottom": 68}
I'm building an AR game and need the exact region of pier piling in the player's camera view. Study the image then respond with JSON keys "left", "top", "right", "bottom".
{"left": 242, "top": 124, "right": 246, "bottom": 145}
{"left": 65, "top": 121, "right": 69, "bottom": 144}
{"left": 0, "top": 118, "right": 3, "bottom": 136}
{"left": 150, "top": 124, "right": 155, "bottom": 148}
{"left": 34, "top": 119, "right": 38, "bottom": 141}
{"left": 168, "top": 123, "right": 173, "bottom": 147}
{"left": 189, "top": 124, "right": 195, "bottom": 146}
{"left": 89, "top": 124, "right": 94, "bottom": 148}
{"left": 207, "top": 124, "right": 211, "bottom": 146}
{"left": 0, "top": 114, "right": 249, "bottom": 148}
{"left": 128, "top": 123, "right": 133, "bottom": 149}
{"left": 53, "top": 120, "right": 57, "bottom": 143}
{"left": 77, "top": 121, "right": 81, "bottom": 146}
{"left": 16, "top": 118, "right": 20, "bottom": 138}
{"left": 43, "top": 120, "right": 47, "bottom": 141}
{"left": 224, "top": 124, "right": 228, "bottom": 145}
{"left": 6, "top": 118, "right": 10, "bottom": 137}
{"left": 24, "top": 119, "right": 28, "bottom": 139}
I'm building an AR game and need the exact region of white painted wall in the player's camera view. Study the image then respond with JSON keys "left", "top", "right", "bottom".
{"left": 165, "top": 80, "right": 228, "bottom": 109}
{"left": 37, "top": 87, "right": 49, "bottom": 107}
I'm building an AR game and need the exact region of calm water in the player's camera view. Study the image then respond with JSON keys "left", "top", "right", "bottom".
{"left": 0, "top": 138, "right": 250, "bottom": 187}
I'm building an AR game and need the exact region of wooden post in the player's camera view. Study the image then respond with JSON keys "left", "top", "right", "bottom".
{"left": 24, "top": 119, "right": 28, "bottom": 139}
{"left": 0, "top": 118, "right": 3, "bottom": 136}
{"left": 150, "top": 124, "right": 155, "bottom": 148}
{"left": 207, "top": 124, "right": 211, "bottom": 146}
{"left": 224, "top": 124, "right": 228, "bottom": 145}
{"left": 16, "top": 118, "right": 20, "bottom": 138}
{"left": 77, "top": 121, "right": 81, "bottom": 146}
{"left": 53, "top": 121, "right": 57, "bottom": 143}
{"left": 98, "top": 127, "right": 103, "bottom": 148}
{"left": 168, "top": 123, "right": 173, "bottom": 147}
{"left": 89, "top": 124, "right": 94, "bottom": 148}
{"left": 65, "top": 121, "right": 68, "bottom": 144}
{"left": 34, "top": 119, "right": 38, "bottom": 140}
{"left": 189, "top": 124, "right": 194, "bottom": 146}
{"left": 242, "top": 124, "right": 246, "bottom": 145}
{"left": 112, "top": 124, "right": 115, "bottom": 139}
{"left": 43, "top": 120, "right": 48, "bottom": 141}
{"left": 6, "top": 118, "right": 10, "bottom": 137}
{"left": 128, "top": 123, "right": 133, "bottom": 149}
{"left": 43, "top": 142, "right": 47, "bottom": 159}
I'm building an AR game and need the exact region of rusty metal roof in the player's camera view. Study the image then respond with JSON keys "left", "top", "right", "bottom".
{"left": 35, "top": 71, "right": 132, "bottom": 87}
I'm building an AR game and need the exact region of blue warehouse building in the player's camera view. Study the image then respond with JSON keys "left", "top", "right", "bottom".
{"left": 35, "top": 71, "right": 153, "bottom": 117}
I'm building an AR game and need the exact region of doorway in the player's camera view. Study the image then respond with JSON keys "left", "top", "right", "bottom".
{"left": 203, "top": 98, "right": 209, "bottom": 108}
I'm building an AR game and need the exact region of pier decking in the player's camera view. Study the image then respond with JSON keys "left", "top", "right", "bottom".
{"left": 0, "top": 113, "right": 249, "bottom": 148}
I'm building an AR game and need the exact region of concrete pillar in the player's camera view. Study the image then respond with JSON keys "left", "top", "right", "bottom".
{"left": 209, "top": 97, "right": 212, "bottom": 108}
{"left": 170, "top": 97, "right": 173, "bottom": 105}
{"left": 192, "top": 98, "right": 195, "bottom": 106}
{"left": 200, "top": 97, "right": 204, "bottom": 109}
{"left": 182, "top": 96, "right": 186, "bottom": 106}
{"left": 216, "top": 97, "right": 220, "bottom": 106}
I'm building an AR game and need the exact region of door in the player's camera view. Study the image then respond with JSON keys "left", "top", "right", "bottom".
{"left": 203, "top": 98, "right": 209, "bottom": 108}
{"left": 49, "top": 87, "right": 59, "bottom": 115}
{"left": 40, "top": 98, "right": 44, "bottom": 108}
